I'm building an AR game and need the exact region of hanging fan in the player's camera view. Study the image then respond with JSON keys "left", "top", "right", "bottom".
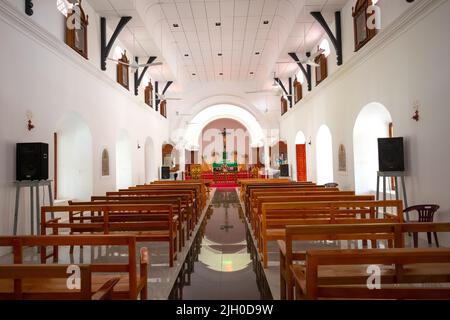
{"left": 156, "top": 92, "right": 183, "bottom": 101}
{"left": 277, "top": 49, "right": 325, "bottom": 67}
{"left": 107, "top": 58, "right": 163, "bottom": 71}
{"left": 246, "top": 73, "right": 291, "bottom": 97}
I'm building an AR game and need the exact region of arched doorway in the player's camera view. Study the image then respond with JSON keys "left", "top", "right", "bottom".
{"left": 144, "top": 137, "right": 155, "bottom": 182}
{"left": 316, "top": 125, "right": 334, "bottom": 185}
{"left": 56, "top": 112, "right": 93, "bottom": 200}
{"left": 295, "top": 131, "right": 307, "bottom": 182}
{"left": 116, "top": 129, "right": 133, "bottom": 190}
{"left": 353, "top": 102, "right": 392, "bottom": 194}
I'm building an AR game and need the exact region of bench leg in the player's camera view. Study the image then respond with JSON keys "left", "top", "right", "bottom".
{"left": 263, "top": 240, "right": 268, "bottom": 268}
{"left": 427, "top": 232, "right": 432, "bottom": 245}
{"left": 434, "top": 232, "right": 440, "bottom": 248}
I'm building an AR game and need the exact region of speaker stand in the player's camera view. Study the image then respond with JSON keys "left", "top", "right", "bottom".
{"left": 13, "top": 180, "right": 54, "bottom": 235}
{"left": 376, "top": 171, "right": 409, "bottom": 221}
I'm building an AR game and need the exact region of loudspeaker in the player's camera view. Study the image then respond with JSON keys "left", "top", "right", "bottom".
{"left": 16, "top": 143, "right": 49, "bottom": 181}
{"left": 161, "top": 166, "right": 170, "bottom": 180}
{"left": 378, "top": 138, "right": 405, "bottom": 172}
{"left": 280, "top": 164, "right": 289, "bottom": 177}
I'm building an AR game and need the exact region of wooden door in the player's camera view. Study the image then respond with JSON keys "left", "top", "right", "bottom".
{"left": 296, "top": 144, "right": 307, "bottom": 182}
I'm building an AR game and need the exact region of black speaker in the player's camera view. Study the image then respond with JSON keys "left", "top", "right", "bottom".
{"left": 161, "top": 166, "right": 170, "bottom": 180}
{"left": 280, "top": 164, "right": 289, "bottom": 177}
{"left": 16, "top": 143, "right": 49, "bottom": 181}
{"left": 378, "top": 138, "right": 405, "bottom": 172}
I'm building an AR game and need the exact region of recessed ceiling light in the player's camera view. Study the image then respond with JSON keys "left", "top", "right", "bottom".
{"left": 192, "top": 73, "right": 196, "bottom": 76}
{"left": 215, "top": 22, "right": 221, "bottom": 26}
{"left": 184, "top": 54, "right": 189, "bottom": 57}
{"left": 263, "top": 20, "right": 269, "bottom": 25}
{"left": 219, "top": 72, "right": 223, "bottom": 75}
{"left": 255, "top": 52, "right": 260, "bottom": 55}
{"left": 218, "top": 53, "right": 222, "bottom": 56}
{"left": 250, "top": 72, "right": 254, "bottom": 75}
{"left": 173, "top": 23, "right": 179, "bottom": 28}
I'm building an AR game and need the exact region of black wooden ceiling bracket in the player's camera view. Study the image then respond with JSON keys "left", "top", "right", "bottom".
{"left": 25, "top": 0, "right": 33, "bottom": 16}
{"left": 100, "top": 16, "right": 132, "bottom": 71}
{"left": 275, "top": 78, "right": 293, "bottom": 108}
{"left": 310, "top": 11, "right": 342, "bottom": 66}
{"left": 155, "top": 81, "right": 159, "bottom": 111}
{"left": 288, "top": 52, "right": 312, "bottom": 91}
{"left": 155, "top": 81, "right": 173, "bottom": 110}
{"left": 134, "top": 56, "right": 157, "bottom": 96}
{"left": 288, "top": 77, "right": 293, "bottom": 108}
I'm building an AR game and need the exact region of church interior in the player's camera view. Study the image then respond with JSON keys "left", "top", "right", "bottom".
{"left": 1, "top": 0, "right": 450, "bottom": 303}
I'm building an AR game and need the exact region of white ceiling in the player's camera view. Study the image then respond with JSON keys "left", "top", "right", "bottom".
{"left": 88, "top": 0, "right": 349, "bottom": 86}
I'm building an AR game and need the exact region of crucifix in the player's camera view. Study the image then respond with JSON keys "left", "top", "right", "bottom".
{"left": 220, "top": 128, "right": 231, "bottom": 163}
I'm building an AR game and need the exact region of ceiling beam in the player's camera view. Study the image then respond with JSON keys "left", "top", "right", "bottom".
{"left": 310, "top": 11, "right": 343, "bottom": 66}
{"left": 100, "top": 16, "right": 132, "bottom": 71}
{"left": 134, "top": 56, "right": 157, "bottom": 96}
{"left": 288, "top": 52, "right": 312, "bottom": 91}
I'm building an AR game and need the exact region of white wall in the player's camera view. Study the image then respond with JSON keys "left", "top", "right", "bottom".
{"left": 280, "top": 0, "right": 450, "bottom": 245}
{"left": 0, "top": 2, "right": 169, "bottom": 237}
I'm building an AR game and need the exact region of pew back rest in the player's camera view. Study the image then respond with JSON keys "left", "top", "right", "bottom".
{"left": 0, "top": 235, "right": 141, "bottom": 299}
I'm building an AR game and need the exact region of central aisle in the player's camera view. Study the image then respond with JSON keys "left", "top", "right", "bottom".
{"left": 170, "top": 188, "right": 272, "bottom": 300}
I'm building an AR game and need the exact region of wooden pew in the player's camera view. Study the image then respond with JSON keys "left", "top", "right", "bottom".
{"left": 253, "top": 195, "right": 375, "bottom": 247}
{"left": 281, "top": 222, "right": 450, "bottom": 300}
{"left": 260, "top": 200, "right": 403, "bottom": 267}
{"left": 41, "top": 204, "right": 178, "bottom": 267}
{"left": 0, "top": 265, "right": 120, "bottom": 300}
{"left": 106, "top": 190, "right": 199, "bottom": 225}
{"left": 91, "top": 195, "right": 194, "bottom": 233}
{"left": 248, "top": 189, "right": 345, "bottom": 223}
{"left": 127, "top": 183, "right": 205, "bottom": 211}
{"left": 280, "top": 223, "right": 403, "bottom": 299}
{"left": 295, "top": 247, "right": 450, "bottom": 300}
{"left": 0, "top": 235, "right": 148, "bottom": 300}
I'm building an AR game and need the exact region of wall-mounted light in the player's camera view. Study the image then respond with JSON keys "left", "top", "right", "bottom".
{"left": 412, "top": 99, "right": 420, "bottom": 122}
{"left": 137, "top": 141, "right": 141, "bottom": 149}
{"left": 26, "top": 111, "right": 34, "bottom": 131}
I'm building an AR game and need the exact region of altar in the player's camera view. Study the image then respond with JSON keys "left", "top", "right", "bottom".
{"left": 212, "top": 161, "right": 238, "bottom": 183}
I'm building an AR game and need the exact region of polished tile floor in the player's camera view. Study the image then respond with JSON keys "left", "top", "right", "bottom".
{"left": 169, "top": 188, "right": 272, "bottom": 300}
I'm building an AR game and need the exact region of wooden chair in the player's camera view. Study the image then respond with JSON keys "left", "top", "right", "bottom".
{"left": 404, "top": 205, "right": 440, "bottom": 247}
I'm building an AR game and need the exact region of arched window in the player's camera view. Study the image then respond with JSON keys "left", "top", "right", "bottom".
{"left": 353, "top": 0, "right": 378, "bottom": 51}
{"left": 117, "top": 51, "right": 129, "bottom": 90}
{"left": 160, "top": 100, "right": 167, "bottom": 118}
{"left": 101, "top": 148, "right": 110, "bottom": 177}
{"left": 315, "top": 39, "right": 330, "bottom": 85}
{"left": 293, "top": 77, "right": 303, "bottom": 104}
{"left": 145, "top": 81, "right": 153, "bottom": 108}
{"left": 280, "top": 96, "right": 288, "bottom": 116}
{"left": 65, "top": 0, "right": 89, "bottom": 59}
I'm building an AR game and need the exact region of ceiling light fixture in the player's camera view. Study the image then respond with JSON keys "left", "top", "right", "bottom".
{"left": 184, "top": 54, "right": 189, "bottom": 57}
{"left": 218, "top": 53, "right": 222, "bottom": 56}
{"left": 263, "top": 20, "right": 269, "bottom": 25}
{"left": 173, "top": 23, "right": 179, "bottom": 28}
{"left": 215, "top": 22, "right": 221, "bottom": 26}
{"left": 219, "top": 72, "right": 223, "bottom": 75}
{"left": 255, "top": 52, "right": 260, "bottom": 55}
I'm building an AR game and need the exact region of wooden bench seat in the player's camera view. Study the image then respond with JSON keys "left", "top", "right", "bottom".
{"left": 0, "top": 235, "right": 148, "bottom": 300}
{"left": 41, "top": 204, "right": 178, "bottom": 267}
{"left": 294, "top": 247, "right": 450, "bottom": 300}
{"left": 107, "top": 190, "right": 199, "bottom": 225}
{"left": 281, "top": 222, "right": 450, "bottom": 299}
{"left": 0, "top": 265, "right": 121, "bottom": 300}
{"left": 70, "top": 198, "right": 189, "bottom": 248}
{"left": 260, "top": 200, "right": 403, "bottom": 267}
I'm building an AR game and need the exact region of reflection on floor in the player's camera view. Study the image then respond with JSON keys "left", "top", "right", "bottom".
{"left": 169, "top": 188, "right": 272, "bottom": 300}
